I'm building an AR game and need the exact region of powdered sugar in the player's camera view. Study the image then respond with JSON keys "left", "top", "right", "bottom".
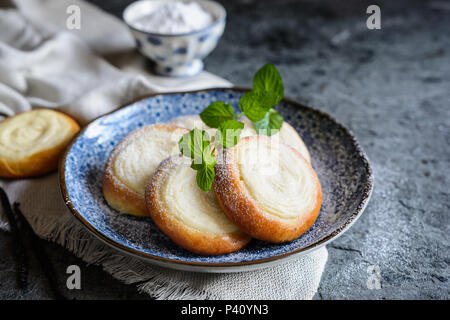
{"left": 132, "top": 2, "right": 213, "bottom": 34}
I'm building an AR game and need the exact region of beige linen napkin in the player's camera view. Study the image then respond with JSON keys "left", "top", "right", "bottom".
{"left": 0, "top": 0, "right": 328, "bottom": 299}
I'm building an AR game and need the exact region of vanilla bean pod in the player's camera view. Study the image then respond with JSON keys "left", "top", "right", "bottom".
{"left": 12, "top": 202, "right": 66, "bottom": 300}
{"left": 0, "top": 187, "right": 28, "bottom": 289}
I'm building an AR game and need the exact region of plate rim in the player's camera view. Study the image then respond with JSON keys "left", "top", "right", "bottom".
{"left": 59, "top": 87, "right": 374, "bottom": 271}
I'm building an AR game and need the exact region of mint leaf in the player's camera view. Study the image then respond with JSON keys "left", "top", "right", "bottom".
{"left": 178, "top": 128, "right": 210, "bottom": 165}
{"left": 200, "top": 101, "right": 235, "bottom": 128}
{"left": 180, "top": 128, "right": 217, "bottom": 192}
{"left": 202, "top": 145, "right": 216, "bottom": 167}
{"left": 196, "top": 164, "right": 215, "bottom": 192}
{"left": 216, "top": 120, "right": 244, "bottom": 148}
{"left": 253, "top": 64, "right": 284, "bottom": 107}
{"left": 190, "top": 145, "right": 215, "bottom": 170}
{"left": 238, "top": 91, "right": 272, "bottom": 122}
{"left": 190, "top": 162, "right": 203, "bottom": 170}
{"left": 254, "top": 108, "right": 283, "bottom": 136}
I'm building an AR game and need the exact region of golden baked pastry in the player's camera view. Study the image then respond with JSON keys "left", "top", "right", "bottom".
{"left": 213, "top": 136, "right": 322, "bottom": 243}
{"left": 146, "top": 155, "right": 251, "bottom": 255}
{"left": 0, "top": 109, "right": 80, "bottom": 178}
{"left": 102, "top": 124, "right": 188, "bottom": 216}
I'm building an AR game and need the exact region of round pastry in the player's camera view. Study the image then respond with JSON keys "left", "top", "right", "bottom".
{"left": 146, "top": 155, "right": 251, "bottom": 255}
{"left": 213, "top": 136, "right": 322, "bottom": 243}
{"left": 278, "top": 121, "right": 311, "bottom": 163}
{"left": 239, "top": 117, "right": 311, "bottom": 163}
{"left": 0, "top": 109, "right": 80, "bottom": 178}
{"left": 167, "top": 115, "right": 210, "bottom": 132}
{"left": 102, "top": 124, "right": 188, "bottom": 216}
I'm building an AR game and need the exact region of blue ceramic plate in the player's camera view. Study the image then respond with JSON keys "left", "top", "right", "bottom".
{"left": 60, "top": 88, "right": 373, "bottom": 272}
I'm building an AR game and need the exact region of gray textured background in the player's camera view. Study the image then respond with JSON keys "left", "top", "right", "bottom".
{"left": 0, "top": 0, "right": 448, "bottom": 299}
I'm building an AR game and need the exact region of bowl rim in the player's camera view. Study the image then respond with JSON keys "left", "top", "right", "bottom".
{"left": 59, "top": 87, "right": 374, "bottom": 270}
{"left": 122, "top": 0, "right": 227, "bottom": 38}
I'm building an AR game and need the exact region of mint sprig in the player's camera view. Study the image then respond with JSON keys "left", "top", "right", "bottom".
{"left": 179, "top": 129, "right": 216, "bottom": 191}
{"left": 238, "top": 91, "right": 272, "bottom": 122}
{"left": 178, "top": 128, "right": 210, "bottom": 165}
{"left": 179, "top": 63, "right": 285, "bottom": 191}
{"left": 253, "top": 108, "right": 283, "bottom": 136}
{"left": 216, "top": 119, "right": 244, "bottom": 148}
{"left": 196, "top": 162, "right": 215, "bottom": 191}
{"left": 199, "top": 101, "right": 235, "bottom": 128}
{"left": 240, "top": 63, "right": 285, "bottom": 134}
{"left": 253, "top": 63, "right": 284, "bottom": 106}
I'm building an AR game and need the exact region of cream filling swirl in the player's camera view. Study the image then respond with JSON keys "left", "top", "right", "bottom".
{"left": 113, "top": 128, "right": 184, "bottom": 196}
{"left": 0, "top": 110, "right": 71, "bottom": 159}
{"left": 236, "top": 139, "right": 317, "bottom": 219}
{"left": 161, "top": 165, "right": 239, "bottom": 235}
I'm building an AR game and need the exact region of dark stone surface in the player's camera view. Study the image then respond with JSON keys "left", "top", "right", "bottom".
{"left": 1, "top": 0, "right": 448, "bottom": 299}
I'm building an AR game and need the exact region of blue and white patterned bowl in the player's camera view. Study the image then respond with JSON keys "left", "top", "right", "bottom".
{"left": 60, "top": 88, "right": 373, "bottom": 273}
{"left": 123, "top": 0, "right": 226, "bottom": 77}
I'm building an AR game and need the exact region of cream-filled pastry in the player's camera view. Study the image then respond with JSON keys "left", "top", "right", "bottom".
{"left": 279, "top": 121, "right": 311, "bottom": 163}
{"left": 102, "top": 124, "right": 188, "bottom": 216}
{"left": 214, "top": 136, "right": 322, "bottom": 243}
{"left": 146, "top": 155, "right": 250, "bottom": 255}
{"left": 0, "top": 109, "right": 80, "bottom": 178}
{"left": 167, "top": 115, "right": 210, "bottom": 132}
{"left": 239, "top": 117, "right": 311, "bottom": 163}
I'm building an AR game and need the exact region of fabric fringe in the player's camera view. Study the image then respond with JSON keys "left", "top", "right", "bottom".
{"left": 138, "top": 277, "right": 216, "bottom": 300}
{"left": 20, "top": 210, "right": 214, "bottom": 299}
{"left": 1, "top": 203, "right": 327, "bottom": 300}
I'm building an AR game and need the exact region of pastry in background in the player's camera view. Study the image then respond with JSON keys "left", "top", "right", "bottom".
{"left": 146, "top": 155, "right": 251, "bottom": 255}
{"left": 102, "top": 124, "right": 188, "bottom": 216}
{"left": 0, "top": 109, "right": 80, "bottom": 178}
{"left": 278, "top": 121, "right": 311, "bottom": 163}
{"left": 167, "top": 115, "right": 210, "bottom": 132}
{"left": 167, "top": 114, "right": 256, "bottom": 139}
{"left": 214, "top": 136, "right": 322, "bottom": 243}
{"left": 169, "top": 115, "right": 311, "bottom": 163}
{"left": 240, "top": 117, "right": 311, "bottom": 163}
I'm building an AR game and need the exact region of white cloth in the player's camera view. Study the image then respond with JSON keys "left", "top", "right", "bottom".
{"left": 0, "top": 0, "right": 328, "bottom": 299}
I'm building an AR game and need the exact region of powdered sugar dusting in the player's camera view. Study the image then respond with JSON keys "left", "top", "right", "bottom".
{"left": 131, "top": 2, "right": 213, "bottom": 35}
